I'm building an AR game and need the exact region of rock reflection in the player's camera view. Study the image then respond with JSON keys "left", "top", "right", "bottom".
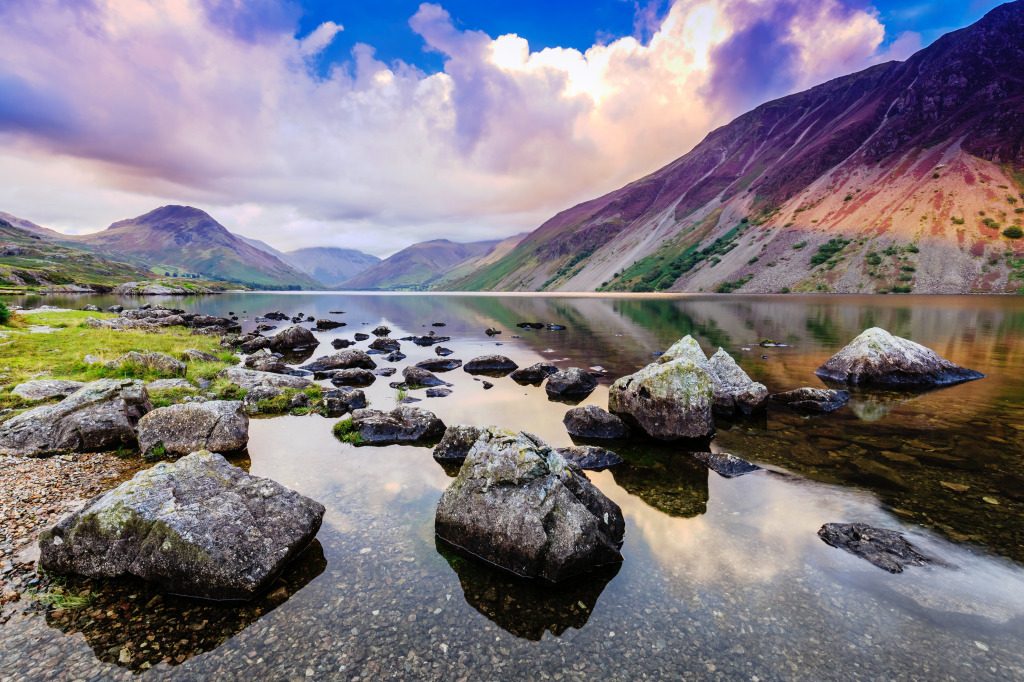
{"left": 609, "top": 445, "right": 710, "bottom": 518}
{"left": 42, "top": 540, "right": 327, "bottom": 672}
{"left": 436, "top": 538, "right": 619, "bottom": 641}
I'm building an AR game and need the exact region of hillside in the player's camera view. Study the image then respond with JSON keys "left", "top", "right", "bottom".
{"left": 339, "top": 238, "right": 512, "bottom": 290}
{"left": 445, "top": 1, "right": 1024, "bottom": 294}
{"left": 73, "top": 206, "right": 322, "bottom": 290}
{"left": 283, "top": 247, "right": 381, "bottom": 287}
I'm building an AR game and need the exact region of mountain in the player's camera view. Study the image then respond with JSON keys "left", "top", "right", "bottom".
{"left": 73, "top": 205, "right": 322, "bottom": 290}
{"left": 0, "top": 211, "right": 66, "bottom": 240}
{"left": 339, "top": 237, "right": 524, "bottom": 290}
{"left": 283, "top": 247, "right": 381, "bottom": 287}
{"left": 446, "top": 1, "right": 1024, "bottom": 294}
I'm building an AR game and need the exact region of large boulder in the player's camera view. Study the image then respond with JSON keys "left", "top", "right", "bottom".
{"left": 402, "top": 366, "right": 447, "bottom": 387}
{"left": 562, "top": 405, "right": 629, "bottom": 440}
{"left": 301, "top": 349, "right": 376, "bottom": 373}
{"left": 659, "top": 337, "right": 767, "bottom": 415}
{"left": 10, "top": 379, "right": 85, "bottom": 402}
{"left": 347, "top": 406, "right": 446, "bottom": 445}
{"left": 269, "top": 325, "right": 318, "bottom": 353}
{"left": 432, "top": 425, "right": 486, "bottom": 464}
{"left": 815, "top": 327, "right": 985, "bottom": 387}
{"left": 771, "top": 387, "right": 850, "bottom": 414}
{"left": 137, "top": 401, "right": 249, "bottom": 459}
{"left": 218, "top": 367, "right": 313, "bottom": 390}
{"left": 105, "top": 351, "right": 186, "bottom": 377}
{"left": 435, "top": 428, "right": 625, "bottom": 581}
{"left": 608, "top": 359, "right": 715, "bottom": 440}
{"left": 464, "top": 355, "right": 518, "bottom": 376}
{"left": 39, "top": 451, "right": 324, "bottom": 600}
{"left": 0, "top": 379, "right": 151, "bottom": 457}
{"left": 544, "top": 368, "right": 597, "bottom": 398}
{"left": 509, "top": 362, "right": 558, "bottom": 384}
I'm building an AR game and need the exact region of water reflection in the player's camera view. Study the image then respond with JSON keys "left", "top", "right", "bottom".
{"left": 610, "top": 445, "right": 710, "bottom": 518}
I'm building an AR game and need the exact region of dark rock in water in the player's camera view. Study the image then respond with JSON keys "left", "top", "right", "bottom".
{"left": 366, "top": 350, "right": 383, "bottom": 355}
{"left": 546, "top": 324, "right": 566, "bottom": 331}
{"left": 329, "top": 310, "right": 345, "bottom": 314}
{"left": 322, "top": 388, "right": 367, "bottom": 416}
{"left": 817, "top": 522, "right": 939, "bottom": 573}
{"left": 545, "top": 367, "right": 597, "bottom": 398}
{"left": 369, "top": 337, "right": 400, "bottom": 352}
{"left": 435, "top": 428, "right": 625, "bottom": 581}
{"left": 690, "top": 451, "right": 761, "bottom": 477}
{"left": 509, "top": 362, "right": 558, "bottom": 384}
{"left": 482, "top": 381, "right": 494, "bottom": 389}
{"left": 815, "top": 327, "right": 985, "bottom": 387}
{"left": 374, "top": 367, "right": 397, "bottom": 377}
{"left": 771, "top": 387, "right": 850, "bottom": 413}
{"left": 348, "top": 406, "right": 446, "bottom": 445}
{"left": 555, "top": 446, "right": 623, "bottom": 471}
{"left": 517, "top": 322, "right": 545, "bottom": 329}
{"left": 315, "top": 319, "right": 345, "bottom": 330}
{"left": 485, "top": 327, "right": 501, "bottom": 336}
{"left": 38, "top": 451, "right": 325, "bottom": 600}
{"left": 137, "top": 401, "right": 249, "bottom": 460}
{"left": 403, "top": 335, "right": 451, "bottom": 346}
{"left": 403, "top": 366, "right": 448, "bottom": 387}
{"left": 329, "top": 369, "right": 376, "bottom": 387}
{"left": 389, "top": 381, "right": 408, "bottom": 390}
{"left": 385, "top": 351, "right": 407, "bottom": 362}
{"left": 371, "top": 325, "right": 391, "bottom": 336}
{"left": 433, "top": 425, "right": 484, "bottom": 463}
{"left": 354, "top": 333, "right": 370, "bottom": 341}
{"left": 464, "top": 355, "right": 518, "bottom": 375}
{"left": 608, "top": 358, "right": 715, "bottom": 440}
{"left": 289, "top": 392, "right": 310, "bottom": 408}
{"left": 331, "top": 338, "right": 355, "bottom": 349}
{"left": 238, "top": 334, "right": 272, "bottom": 354}
{"left": 562, "top": 405, "right": 630, "bottom": 440}
{"left": 416, "top": 358, "right": 463, "bottom": 372}
{"left": 759, "top": 339, "right": 790, "bottom": 347}
{"left": 290, "top": 316, "right": 302, "bottom": 324}
{"left": 301, "top": 349, "right": 376, "bottom": 372}
{"left": 432, "top": 322, "right": 446, "bottom": 327}
{"left": 263, "top": 311, "right": 288, "bottom": 321}
{"left": 269, "top": 325, "right": 319, "bottom": 353}
{"left": 107, "top": 305, "right": 124, "bottom": 313}
{"left": 435, "top": 346, "right": 453, "bottom": 356}
{"left": 426, "top": 388, "right": 453, "bottom": 398}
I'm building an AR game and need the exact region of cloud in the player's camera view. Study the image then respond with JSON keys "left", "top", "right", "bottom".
{"left": 0, "top": 0, "right": 906, "bottom": 256}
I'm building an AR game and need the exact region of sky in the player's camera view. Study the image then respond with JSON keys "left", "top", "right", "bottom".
{"left": 0, "top": 0, "right": 1007, "bottom": 257}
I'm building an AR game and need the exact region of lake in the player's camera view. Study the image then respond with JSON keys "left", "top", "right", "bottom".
{"left": 2, "top": 292, "right": 1024, "bottom": 680}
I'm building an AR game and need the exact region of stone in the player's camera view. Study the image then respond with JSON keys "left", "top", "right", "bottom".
{"left": 546, "top": 324, "right": 567, "bottom": 331}
{"left": 107, "top": 305, "right": 124, "bottom": 313}
{"left": 435, "top": 428, "right": 624, "bottom": 581}
{"left": 331, "top": 338, "right": 354, "bottom": 349}
{"left": 137, "top": 401, "right": 248, "bottom": 459}
{"left": 269, "top": 325, "right": 318, "bottom": 353}
{"left": 242, "top": 386, "right": 285, "bottom": 413}
{"left": 81, "top": 304, "right": 100, "bottom": 312}
{"left": 385, "top": 352, "right": 407, "bottom": 363}
{"left": 82, "top": 354, "right": 103, "bottom": 365}
{"left": 289, "top": 392, "right": 310, "bottom": 408}
{"left": 402, "top": 366, "right": 447, "bottom": 387}
{"left": 771, "top": 387, "right": 851, "bottom": 414}
{"left": 435, "top": 346, "right": 453, "bottom": 356}
{"left": 415, "top": 358, "right": 463, "bottom": 372}
{"left": 426, "top": 388, "right": 452, "bottom": 398}
{"left": 562, "top": 405, "right": 630, "bottom": 440}
{"left": 315, "top": 319, "right": 345, "bottom": 330}
{"left": 0, "top": 379, "right": 151, "bottom": 457}
{"left": 354, "top": 333, "right": 370, "bottom": 341}
{"left": 464, "top": 355, "right": 518, "bottom": 375}
{"left": 485, "top": 327, "right": 501, "bottom": 336}
{"left": 815, "top": 327, "right": 985, "bottom": 387}
{"left": 403, "top": 334, "right": 451, "bottom": 346}
{"left": 517, "top": 322, "right": 545, "bottom": 329}
{"left": 39, "top": 451, "right": 325, "bottom": 600}
{"left": 509, "top": 362, "right": 558, "bottom": 384}
{"left": 375, "top": 367, "right": 397, "bottom": 377}
{"left": 555, "top": 445, "right": 623, "bottom": 471}
{"left": 238, "top": 335, "right": 272, "bottom": 354}
{"left": 706, "top": 349, "right": 769, "bottom": 414}
{"left": 218, "top": 367, "right": 313, "bottom": 390}
{"left": 348, "top": 406, "right": 446, "bottom": 445}
{"left": 10, "top": 379, "right": 85, "bottom": 402}
{"left": 244, "top": 349, "right": 287, "bottom": 374}
{"left": 329, "top": 369, "right": 376, "bottom": 387}
{"left": 106, "top": 351, "right": 187, "bottom": 377}
{"left": 145, "top": 379, "right": 195, "bottom": 392}
{"left": 263, "top": 311, "right": 288, "bottom": 320}
{"left": 690, "top": 451, "right": 762, "bottom": 477}
{"left": 545, "top": 367, "right": 598, "bottom": 398}
{"left": 817, "top": 522, "right": 940, "bottom": 573}
{"left": 301, "top": 349, "right": 376, "bottom": 372}
{"left": 432, "top": 425, "right": 486, "bottom": 463}
{"left": 181, "top": 349, "right": 219, "bottom": 363}
{"left": 322, "top": 388, "right": 367, "bottom": 417}
{"left": 369, "top": 337, "right": 400, "bottom": 352}
{"left": 371, "top": 325, "right": 391, "bottom": 336}
{"left": 608, "top": 359, "right": 715, "bottom": 440}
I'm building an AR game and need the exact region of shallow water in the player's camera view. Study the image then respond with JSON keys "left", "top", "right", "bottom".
{"left": 3, "top": 292, "right": 1024, "bottom": 680}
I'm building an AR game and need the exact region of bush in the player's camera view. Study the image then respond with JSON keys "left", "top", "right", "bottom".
{"left": 1003, "top": 226, "right": 1024, "bottom": 239}
{"left": 951, "top": 217, "right": 965, "bottom": 225}
{"left": 792, "top": 241, "right": 807, "bottom": 249}
{"left": 0, "top": 301, "right": 10, "bottom": 326}
{"left": 906, "top": 244, "right": 920, "bottom": 253}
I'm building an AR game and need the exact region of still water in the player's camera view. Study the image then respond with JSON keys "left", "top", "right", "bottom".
{"left": 2, "top": 292, "right": 1024, "bottom": 680}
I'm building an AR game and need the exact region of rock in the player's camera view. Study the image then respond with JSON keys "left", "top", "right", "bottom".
{"left": 815, "top": 327, "right": 985, "bottom": 387}
{"left": 269, "top": 325, "right": 318, "bottom": 353}
{"left": 771, "top": 387, "right": 850, "bottom": 413}
{"left": 218, "top": 367, "right": 313, "bottom": 390}
{"left": 482, "top": 381, "right": 494, "bottom": 389}
{"left": 371, "top": 325, "right": 391, "bottom": 336}
{"left": 402, "top": 366, "right": 447, "bottom": 387}
{"left": 562, "top": 405, "right": 630, "bottom": 440}
{"left": 555, "top": 446, "right": 623, "bottom": 471}
{"left": 435, "top": 428, "right": 624, "bottom": 581}
{"left": 263, "top": 311, "right": 288, "bottom": 321}
{"left": 509, "top": 362, "right": 559, "bottom": 384}
{"left": 255, "top": 324, "right": 277, "bottom": 333}
{"left": 690, "top": 451, "right": 762, "bottom": 477}
{"left": 10, "top": 379, "right": 85, "bottom": 402}
{"left": 238, "top": 335, "right": 272, "bottom": 354}
{"left": 137, "top": 401, "right": 248, "bottom": 459}
{"left": 517, "top": 322, "right": 545, "bottom": 329}
{"left": 403, "top": 334, "right": 451, "bottom": 346}
{"left": 82, "top": 354, "right": 103, "bottom": 365}
{"left": 435, "top": 346, "right": 453, "bottom": 356}
{"left": 545, "top": 367, "right": 598, "bottom": 398}
{"left": 432, "top": 425, "right": 485, "bottom": 463}
{"left": 329, "top": 369, "right": 376, "bottom": 387}
{"left": 315, "top": 319, "right": 345, "bottom": 330}
{"left": 181, "top": 349, "right": 219, "bottom": 363}
{"left": 39, "top": 451, "right": 325, "bottom": 600}
{"left": 244, "top": 349, "right": 287, "bottom": 374}
{"left": 817, "top": 522, "right": 939, "bottom": 573}
{"left": 464, "top": 355, "right": 518, "bottom": 375}
{"left": 354, "top": 333, "right": 370, "bottom": 341}
{"left": 415, "top": 358, "right": 463, "bottom": 372}
{"left": 426, "top": 388, "right": 452, "bottom": 398}
{"left": 348, "top": 406, "right": 446, "bottom": 445}
{"left": 432, "top": 322, "right": 446, "bottom": 326}
{"left": 485, "top": 327, "right": 501, "bottom": 336}
{"left": 374, "top": 367, "right": 397, "bottom": 377}
{"left": 385, "top": 351, "right": 407, "bottom": 362}
{"left": 145, "top": 379, "right": 194, "bottom": 392}
{"left": 322, "top": 388, "right": 367, "bottom": 417}
{"left": 0, "top": 379, "right": 151, "bottom": 457}
{"left": 81, "top": 304, "right": 101, "bottom": 312}
{"left": 368, "top": 337, "right": 400, "bottom": 352}
{"left": 242, "top": 386, "right": 285, "bottom": 413}
{"left": 106, "top": 351, "right": 187, "bottom": 377}
{"left": 546, "top": 324, "right": 566, "bottom": 331}
{"left": 107, "top": 305, "right": 124, "bottom": 313}
{"left": 301, "top": 349, "right": 376, "bottom": 373}
{"left": 289, "top": 392, "right": 310, "bottom": 408}
{"left": 706, "top": 348, "right": 769, "bottom": 414}
{"left": 608, "top": 358, "right": 715, "bottom": 440}
{"left": 331, "top": 338, "right": 355, "bottom": 349}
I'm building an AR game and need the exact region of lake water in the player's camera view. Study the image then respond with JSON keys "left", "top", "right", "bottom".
{"left": 2, "top": 292, "right": 1024, "bottom": 680}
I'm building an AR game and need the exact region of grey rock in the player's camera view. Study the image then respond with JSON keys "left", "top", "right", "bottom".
{"left": 301, "top": 349, "right": 376, "bottom": 372}
{"left": 690, "top": 451, "right": 762, "bottom": 477}
{"left": 244, "top": 349, "right": 288, "bottom": 374}
{"left": 218, "top": 367, "right": 313, "bottom": 390}
{"left": 137, "top": 401, "right": 248, "bottom": 459}
{"left": 771, "top": 387, "right": 851, "bottom": 413}
{"left": 106, "top": 351, "right": 186, "bottom": 377}
{"left": 371, "top": 325, "right": 391, "bottom": 336}
{"left": 555, "top": 445, "right": 623, "bottom": 471}
{"left": 435, "top": 428, "right": 624, "bottom": 581}
{"left": 315, "top": 319, "right": 345, "bottom": 330}
{"left": 435, "top": 346, "right": 453, "bottom": 356}
{"left": 817, "top": 522, "right": 940, "bottom": 573}
{"left": 10, "top": 379, "right": 85, "bottom": 402}
{"left": 238, "top": 335, "right": 272, "bottom": 354}
{"left": 562, "top": 405, "right": 630, "bottom": 440}
{"left": 181, "top": 349, "right": 220, "bottom": 363}
{"left": 322, "top": 388, "right": 367, "bottom": 417}
{"left": 289, "top": 392, "right": 311, "bottom": 408}
{"left": 415, "top": 358, "right": 463, "bottom": 372}
{"left": 242, "top": 386, "right": 285, "bottom": 413}
{"left": 354, "top": 333, "right": 370, "bottom": 341}
{"left": 707, "top": 348, "right": 769, "bottom": 414}
{"left": 39, "top": 451, "right": 324, "bottom": 600}
{"left": 348, "top": 406, "right": 446, "bottom": 445}
{"left": 81, "top": 304, "right": 101, "bottom": 312}
{"left": 107, "top": 305, "right": 124, "bottom": 313}
{"left": 426, "top": 388, "right": 453, "bottom": 398}
{"left": 464, "top": 355, "right": 518, "bottom": 375}
{"left": 369, "top": 337, "right": 400, "bottom": 352}
{"left": 509, "top": 362, "right": 558, "bottom": 384}
{"left": 433, "top": 425, "right": 486, "bottom": 463}
{"left": 82, "top": 354, "right": 103, "bottom": 365}
{"left": 608, "top": 356, "right": 715, "bottom": 440}
{"left": 145, "top": 379, "right": 195, "bottom": 392}
{"left": 331, "top": 338, "right": 355, "bottom": 349}
{"left": 402, "top": 366, "right": 447, "bottom": 387}
{"left": 269, "top": 325, "right": 318, "bottom": 353}
{"left": 375, "top": 367, "right": 397, "bottom": 377}
{"left": 329, "top": 369, "right": 376, "bottom": 387}
{"left": 545, "top": 367, "right": 598, "bottom": 398}
{"left": 385, "top": 352, "right": 406, "bottom": 362}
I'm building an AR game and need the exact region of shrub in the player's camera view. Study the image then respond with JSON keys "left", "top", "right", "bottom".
{"left": 1003, "top": 226, "right": 1024, "bottom": 239}
{"left": 891, "top": 285, "right": 912, "bottom": 293}
{"left": 951, "top": 217, "right": 965, "bottom": 225}
{"left": 792, "top": 241, "right": 807, "bottom": 249}
{"left": 332, "top": 418, "right": 363, "bottom": 444}
{"left": 810, "top": 237, "right": 851, "bottom": 266}
{"left": 0, "top": 301, "right": 11, "bottom": 326}
{"left": 747, "top": 256, "right": 759, "bottom": 265}
{"left": 899, "top": 274, "right": 913, "bottom": 281}
{"left": 780, "top": 287, "right": 791, "bottom": 293}
{"left": 932, "top": 173, "right": 940, "bottom": 179}
{"left": 844, "top": 194, "right": 853, "bottom": 201}
{"left": 865, "top": 252, "right": 882, "bottom": 265}
{"left": 901, "top": 265, "right": 916, "bottom": 272}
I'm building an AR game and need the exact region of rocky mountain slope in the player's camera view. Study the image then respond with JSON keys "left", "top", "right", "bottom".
{"left": 445, "top": 1, "right": 1024, "bottom": 294}
{"left": 282, "top": 247, "right": 381, "bottom": 287}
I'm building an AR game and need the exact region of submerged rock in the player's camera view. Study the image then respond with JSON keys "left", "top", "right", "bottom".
{"left": 545, "top": 367, "right": 597, "bottom": 398}
{"left": 426, "top": 388, "right": 453, "bottom": 398}
{"left": 301, "top": 349, "right": 377, "bottom": 373}
{"left": 815, "top": 327, "right": 985, "bottom": 387}
{"left": 371, "top": 325, "right": 391, "bottom": 336}
{"left": 39, "top": 451, "right": 325, "bottom": 600}
{"left": 105, "top": 351, "right": 186, "bottom": 377}
{"left": 509, "top": 362, "right": 559, "bottom": 384}
{"left": 562, "top": 405, "right": 630, "bottom": 440}
{"left": 137, "top": 401, "right": 249, "bottom": 459}
{"left": 416, "top": 358, "right": 463, "bottom": 372}
{"left": 464, "top": 355, "right": 518, "bottom": 375}
{"left": 348, "top": 406, "right": 446, "bottom": 445}
{"left": 435, "top": 428, "right": 624, "bottom": 581}
{"left": 608, "top": 359, "right": 715, "bottom": 440}
{"left": 354, "top": 333, "right": 370, "bottom": 341}
{"left": 690, "top": 451, "right": 762, "bottom": 477}
{"left": 315, "top": 319, "right": 345, "bottom": 330}
{"left": 817, "top": 522, "right": 938, "bottom": 573}
{"left": 555, "top": 445, "right": 623, "bottom": 471}
{"left": 0, "top": 379, "right": 151, "bottom": 457}
{"left": 433, "top": 424, "right": 486, "bottom": 464}
{"left": 402, "top": 366, "right": 447, "bottom": 387}
{"left": 771, "top": 387, "right": 850, "bottom": 413}
{"left": 331, "top": 338, "right": 355, "bottom": 349}
{"left": 10, "top": 379, "right": 85, "bottom": 402}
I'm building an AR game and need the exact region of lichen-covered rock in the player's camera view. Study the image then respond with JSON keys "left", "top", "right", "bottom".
{"left": 242, "top": 386, "right": 285, "bottom": 414}
{"left": 433, "top": 425, "right": 486, "bottom": 463}
{"left": 608, "top": 360, "right": 715, "bottom": 440}
{"left": 464, "top": 355, "right": 518, "bottom": 375}
{"left": 690, "top": 451, "right": 762, "bottom": 477}
{"left": 0, "top": 379, "right": 151, "bottom": 457}
{"left": 218, "top": 367, "right": 313, "bottom": 390}
{"left": 544, "top": 368, "right": 597, "bottom": 398}
{"left": 435, "top": 428, "right": 624, "bottom": 581}
{"left": 815, "top": 327, "right": 985, "bottom": 387}
{"left": 415, "top": 358, "right": 463, "bottom": 372}
{"left": 322, "top": 388, "right": 368, "bottom": 417}
{"left": 349, "top": 406, "right": 446, "bottom": 445}
{"left": 817, "top": 522, "right": 939, "bottom": 573}
{"left": 329, "top": 369, "right": 376, "bottom": 387}
{"left": 554, "top": 445, "right": 623, "bottom": 471}
{"left": 38, "top": 451, "right": 324, "bottom": 600}
{"left": 10, "top": 379, "right": 85, "bottom": 402}
{"left": 137, "top": 401, "right": 249, "bottom": 459}
{"left": 269, "top": 325, "right": 318, "bottom": 353}
{"left": 509, "top": 362, "right": 558, "bottom": 384}
{"left": 402, "top": 366, "right": 447, "bottom": 387}
{"left": 145, "top": 378, "right": 195, "bottom": 392}
{"left": 771, "top": 387, "right": 850, "bottom": 413}
{"left": 562, "top": 405, "right": 630, "bottom": 440}
{"left": 706, "top": 349, "right": 769, "bottom": 414}
{"left": 301, "top": 349, "right": 376, "bottom": 373}
{"left": 106, "top": 351, "right": 186, "bottom": 377}
{"left": 181, "top": 349, "right": 220, "bottom": 363}
{"left": 244, "top": 349, "right": 287, "bottom": 374}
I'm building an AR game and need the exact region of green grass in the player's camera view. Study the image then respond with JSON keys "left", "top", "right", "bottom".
{"left": 23, "top": 585, "right": 96, "bottom": 610}
{"left": 332, "top": 417, "right": 363, "bottom": 444}
{"left": 714, "top": 275, "right": 753, "bottom": 293}
{"left": 792, "top": 241, "right": 807, "bottom": 249}
{"left": 809, "top": 237, "right": 851, "bottom": 267}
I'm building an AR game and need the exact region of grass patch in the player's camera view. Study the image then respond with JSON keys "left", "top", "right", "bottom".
{"left": 332, "top": 417, "right": 363, "bottom": 444}
{"left": 254, "top": 386, "right": 323, "bottom": 415}
{"left": 714, "top": 275, "right": 754, "bottom": 293}
{"left": 792, "top": 241, "right": 807, "bottom": 249}
{"left": 810, "top": 237, "right": 851, "bottom": 267}
{"left": 24, "top": 585, "right": 96, "bottom": 610}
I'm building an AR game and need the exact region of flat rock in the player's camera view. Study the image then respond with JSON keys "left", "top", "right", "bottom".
{"left": 145, "top": 378, "right": 195, "bottom": 392}
{"left": 510, "top": 362, "right": 559, "bottom": 384}
{"left": 562, "top": 405, "right": 630, "bottom": 440}
{"left": 315, "top": 319, "right": 345, "bottom": 330}
{"left": 555, "top": 445, "right": 623, "bottom": 471}
{"left": 464, "top": 355, "right": 518, "bottom": 376}
{"left": 10, "top": 379, "right": 85, "bottom": 402}
{"left": 402, "top": 366, "right": 447, "bottom": 387}
{"left": 817, "top": 522, "right": 938, "bottom": 573}
{"left": 354, "top": 333, "right": 370, "bottom": 341}
{"left": 106, "top": 351, "right": 186, "bottom": 377}
{"left": 545, "top": 367, "right": 597, "bottom": 398}
{"left": 433, "top": 425, "right": 486, "bottom": 463}
{"left": 416, "top": 358, "right": 463, "bottom": 372}
{"left": 218, "top": 367, "right": 313, "bottom": 390}
{"left": 329, "top": 369, "right": 376, "bottom": 387}
{"left": 39, "top": 451, "right": 324, "bottom": 600}
{"left": 771, "top": 387, "right": 850, "bottom": 413}
{"left": 301, "top": 349, "right": 376, "bottom": 373}
{"left": 137, "top": 401, "right": 248, "bottom": 459}
{"left": 331, "top": 338, "right": 355, "bottom": 349}
{"left": 815, "top": 327, "right": 985, "bottom": 387}
{"left": 349, "top": 406, "right": 446, "bottom": 445}
{"left": 181, "top": 349, "right": 219, "bottom": 363}
{"left": 690, "top": 451, "right": 762, "bottom": 477}
{"left": 608, "top": 358, "right": 715, "bottom": 440}
{"left": 426, "top": 388, "right": 453, "bottom": 398}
